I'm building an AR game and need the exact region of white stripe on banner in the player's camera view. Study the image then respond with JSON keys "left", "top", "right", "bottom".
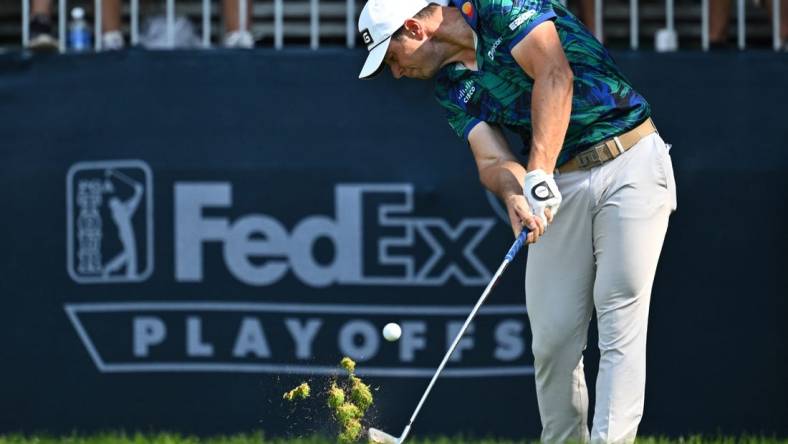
{"left": 66, "top": 301, "right": 528, "bottom": 315}
{"left": 99, "top": 363, "right": 535, "bottom": 378}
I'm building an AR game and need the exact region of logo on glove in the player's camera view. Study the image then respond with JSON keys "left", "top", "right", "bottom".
{"left": 531, "top": 182, "right": 555, "bottom": 201}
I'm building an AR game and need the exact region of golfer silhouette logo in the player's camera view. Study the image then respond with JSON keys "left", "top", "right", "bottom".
{"left": 102, "top": 169, "right": 144, "bottom": 279}
{"left": 67, "top": 160, "right": 154, "bottom": 284}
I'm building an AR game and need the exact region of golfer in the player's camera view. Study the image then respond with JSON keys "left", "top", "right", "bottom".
{"left": 356, "top": 0, "right": 677, "bottom": 442}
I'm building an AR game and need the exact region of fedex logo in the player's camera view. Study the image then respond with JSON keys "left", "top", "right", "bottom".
{"left": 175, "top": 183, "right": 495, "bottom": 287}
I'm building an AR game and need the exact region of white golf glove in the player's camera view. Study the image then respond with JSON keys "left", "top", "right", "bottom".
{"left": 524, "top": 169, "right": 562, "bottom": 227}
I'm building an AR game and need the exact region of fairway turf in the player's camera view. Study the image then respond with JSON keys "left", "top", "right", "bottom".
{"left": 0, "top": 434, "right": 786, "bottom": 444}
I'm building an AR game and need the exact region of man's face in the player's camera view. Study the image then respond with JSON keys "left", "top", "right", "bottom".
{"left": 384, "top": 31, "right": 444, "bottom": 80}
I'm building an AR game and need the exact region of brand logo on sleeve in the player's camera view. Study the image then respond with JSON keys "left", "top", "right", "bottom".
{"left": 508, "top": 10, "right": 537, "bottom": 31}
{"left": 461, "top": 2, "right": 475, "bottom": 19}
{"left": 458, "top": 80, "right": 477, "bottom": 104}
{"left": 487, "top": 37, "right": 503, "bottom": 60}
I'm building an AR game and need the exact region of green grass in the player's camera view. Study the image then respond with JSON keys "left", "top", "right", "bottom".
{"left": 0, "top": 434, "right": 786, "bottom": 444}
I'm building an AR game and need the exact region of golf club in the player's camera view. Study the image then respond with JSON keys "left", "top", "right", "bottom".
{"left": 369, "top": 228, "right": 530, "bottom": 444}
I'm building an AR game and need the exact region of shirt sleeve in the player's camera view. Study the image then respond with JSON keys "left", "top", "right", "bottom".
{"left": 434, "top": 77, "right": 483, "bottom": 141}
{"left": 477, "top": 0, "right": 556, "bottom": 51}
{"left": 445, "top": 104, "right": 483, "bottom": 141}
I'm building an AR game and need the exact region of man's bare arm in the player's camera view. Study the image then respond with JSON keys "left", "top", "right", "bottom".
{"left": 468, "top": 121, "right": 544, "bottom": 242}
{"left": 468, "top": 122, "right": 524, "bottom": 200}
{"left": 510, "top": 21, "right": 573, "bottom": 173}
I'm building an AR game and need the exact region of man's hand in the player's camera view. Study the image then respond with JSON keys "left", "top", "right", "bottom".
{"left": 523, "top": 169, "right": 562, "bottom": 227}
{"left": 505, "top": 193, "right": 546, "bottom": 244}
{"left": 466, "top": 122, "right": 551, "bottom": 245}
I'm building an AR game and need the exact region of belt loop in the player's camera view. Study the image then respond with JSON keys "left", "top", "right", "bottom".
{"left": 613, "top": 136, "right": 624, "bottom": 155}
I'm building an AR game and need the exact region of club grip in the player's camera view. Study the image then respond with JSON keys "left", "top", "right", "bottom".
{"left": 504, "top": 229, "right": 529, "bottom": 262}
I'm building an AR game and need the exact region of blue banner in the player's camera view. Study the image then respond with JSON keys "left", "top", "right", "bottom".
{"left": 0, "top": 49, "right": 786, "bottom": 438}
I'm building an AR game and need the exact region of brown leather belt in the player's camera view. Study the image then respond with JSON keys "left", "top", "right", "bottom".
{"left": 556, "top": 118, "right": 657, "bottom": 174}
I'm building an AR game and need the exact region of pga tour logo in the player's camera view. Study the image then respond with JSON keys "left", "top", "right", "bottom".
{"left": 66, "top": 160, "right": 154, "bottom": 284}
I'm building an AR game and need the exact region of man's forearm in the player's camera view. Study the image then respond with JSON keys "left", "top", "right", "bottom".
{"left": 479, "top": 160, "right": 527, "bottom": 202}
{"left": 527, "top": 66, "right": 573, "bottom": 172}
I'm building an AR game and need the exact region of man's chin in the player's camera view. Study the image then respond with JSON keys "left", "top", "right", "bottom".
{"left": 410, "top": 70, "right": 437, "bottom": 80}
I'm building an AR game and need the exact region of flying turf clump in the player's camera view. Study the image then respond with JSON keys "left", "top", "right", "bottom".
{"left": 282, "top": 382, "right": 311, "bottom": 401}
{"left": 327, "top": 382, "right": 345, "bottom": 410}
{"left": 349, "top": 375, "right": 373, "bottom": 413}
{"left": 328, "top": 357, "right": 375, "bottom": 443}
{"left": 335, "top": 402, "right": 362, "bottom": 424}
{"left": 338, "top": 418, "right": 363, "bottom": 442}
{"left": 280, "top": 357, "right": 373, "bottom": 443}
{"left": 340, "top": 356, "right": 356, "bottom": 374}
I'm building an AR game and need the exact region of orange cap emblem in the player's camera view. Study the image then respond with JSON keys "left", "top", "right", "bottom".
{"left": 461, "top": 1, "right": 474, "bottom": 17}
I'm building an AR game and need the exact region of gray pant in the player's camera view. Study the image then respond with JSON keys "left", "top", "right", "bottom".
{"left": 525, "top": 133, "right": 677, "bottom": 444}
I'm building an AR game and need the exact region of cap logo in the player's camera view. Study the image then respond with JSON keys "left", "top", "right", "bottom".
{"left": 361, "top": 29, "right": 374, "bottom": 47}
{"left": 461, "top": 2, "right": 475, "bottom": 18}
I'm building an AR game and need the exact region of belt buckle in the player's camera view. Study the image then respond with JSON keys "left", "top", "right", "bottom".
{"left": 576, "top": 145, "right": 599, "bottom": 169}
{"left": 577, "top": 149, "right": 596, "bottom": 169}
{"left": 575, "top": 133, "right": 629, "bottom": 171}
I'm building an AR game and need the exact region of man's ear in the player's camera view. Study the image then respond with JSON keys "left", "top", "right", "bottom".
{"left": 402, "top": 18, "right": 425, "bottom": 39}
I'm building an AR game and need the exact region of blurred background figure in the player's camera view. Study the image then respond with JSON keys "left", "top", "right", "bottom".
{"left": 139, "top": 0, "right": 254, "bottom": 48}
{"left": 26, "top": 0, "right": 124, "bottom": 51}
{"left": 27, "top": 0, "right": 58, "bottom": 51}
{"left": 573, "top": 0, "right": 599, "bottom": 39}
{"left": 222, "top": 0, "right": 254, "bottom": 48}
{"left": 25, "top": 0, "right": 255, "bottom": 52}
{"left": 710, "top": 0, "right": 787, "bottom": 49}
{"left": 102, "top": 0, "right": 124, "bottom": 49}
{"left": 139, "top": 9, "right": 202, "bottom": 49}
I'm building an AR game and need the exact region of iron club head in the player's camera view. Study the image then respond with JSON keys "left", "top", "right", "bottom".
{"left": 368, "top": 427, "right": 400, "bottom": 444}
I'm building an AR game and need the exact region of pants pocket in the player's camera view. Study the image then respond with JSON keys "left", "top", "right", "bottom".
{"left": 655, "top": 137, "right": 678, "bottom": 211}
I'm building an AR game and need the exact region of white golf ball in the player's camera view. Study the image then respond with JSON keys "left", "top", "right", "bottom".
{"left": 382, "top": 323, "right": 402, "bottom": 342}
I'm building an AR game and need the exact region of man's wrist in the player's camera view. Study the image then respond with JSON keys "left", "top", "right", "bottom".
{"left": 503, "top": 191, "right": 526, "bottom": 208}
{"left": 527, "top": 161, "right": 557, "bottom": 174}
{"left": 526, "top": 146, "right": 558, "bottom": 173}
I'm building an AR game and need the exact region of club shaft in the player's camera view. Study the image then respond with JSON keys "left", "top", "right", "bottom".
{"left": 401, "top": 257, "right": 512, "bottom": 442}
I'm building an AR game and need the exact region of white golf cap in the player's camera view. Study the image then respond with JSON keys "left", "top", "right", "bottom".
{"left": 357, "top": 0, "right": 441, "bottom": 79}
